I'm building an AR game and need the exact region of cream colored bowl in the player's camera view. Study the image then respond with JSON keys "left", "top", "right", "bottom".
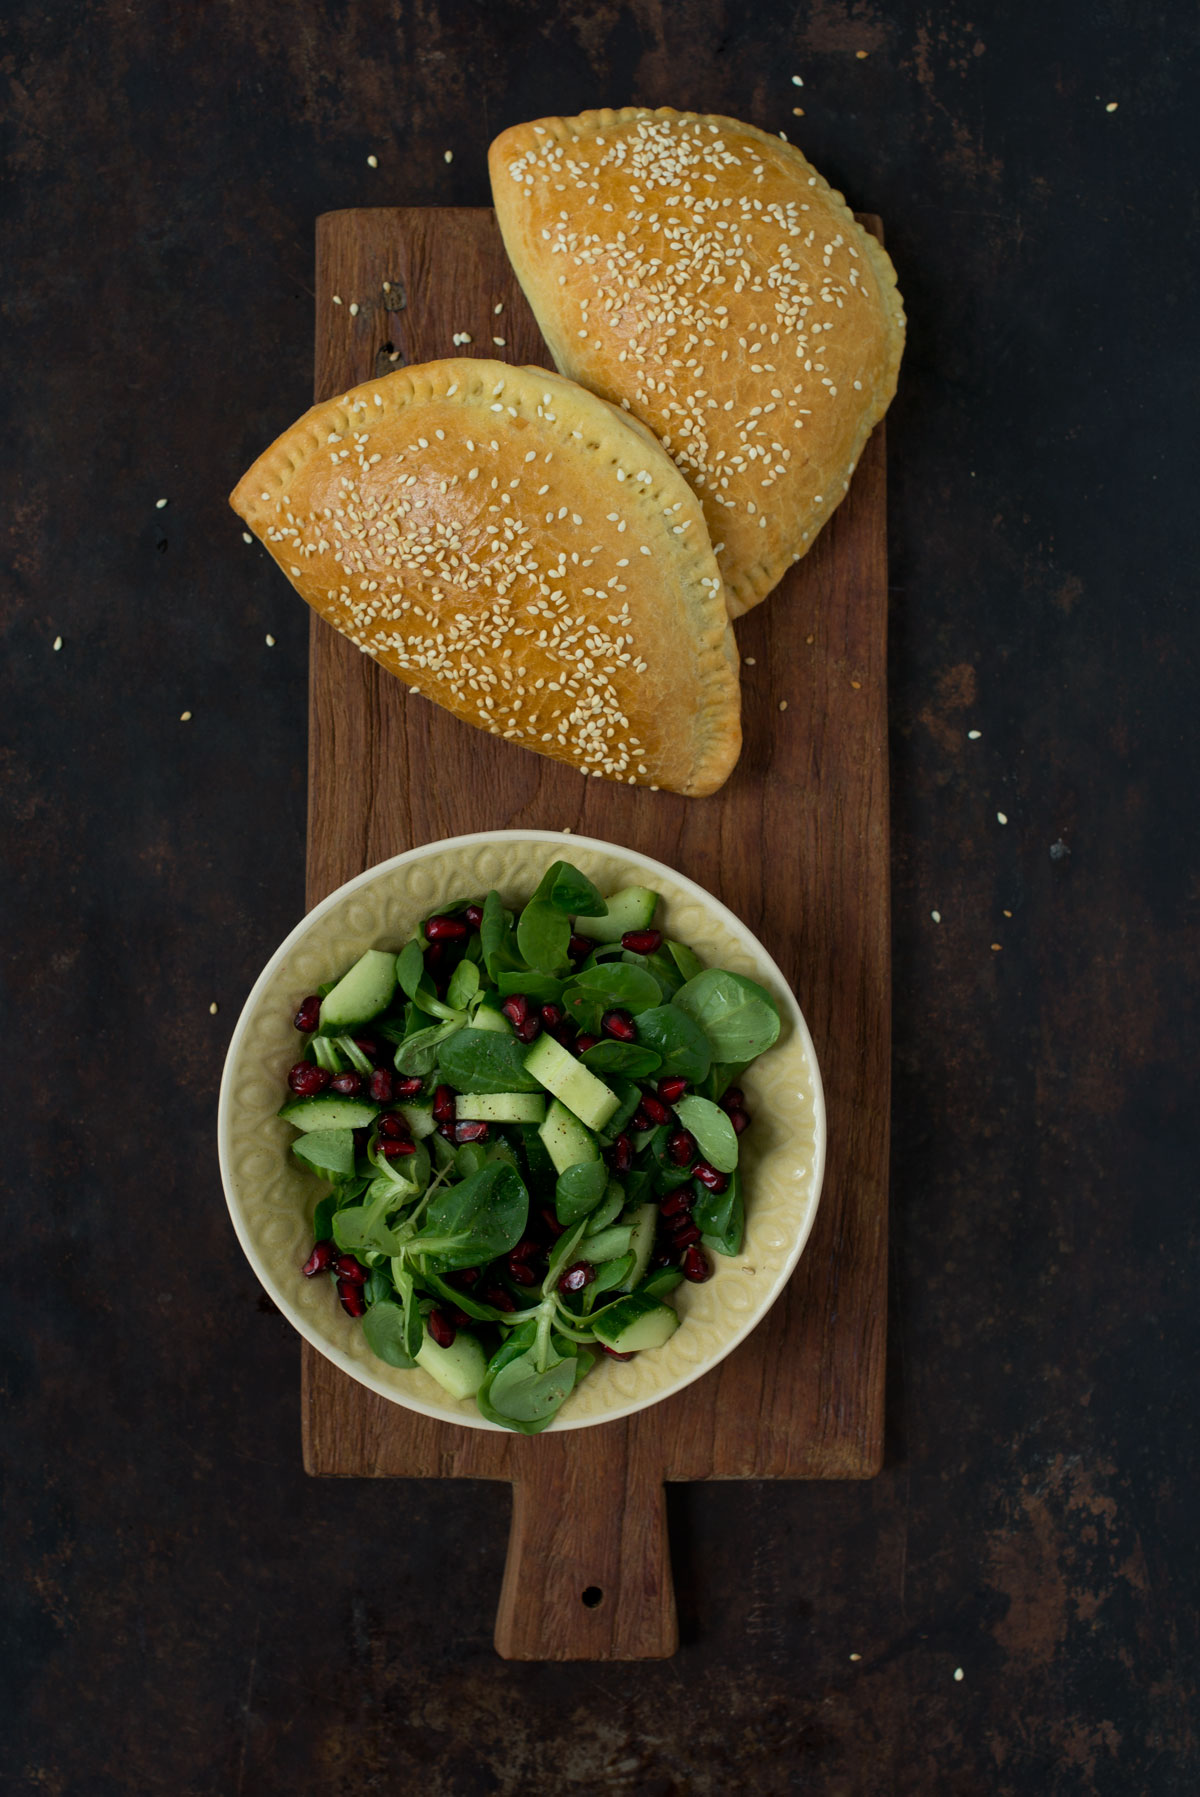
{"left": 217, "top": 831, "right": 825, "bottom": 1431}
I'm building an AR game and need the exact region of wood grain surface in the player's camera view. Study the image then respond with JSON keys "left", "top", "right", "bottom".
{"left": 302, "top": 207, "right": 890, "bottom": 1660}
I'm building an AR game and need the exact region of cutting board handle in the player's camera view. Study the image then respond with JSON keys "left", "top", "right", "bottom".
{"left": 494, "top": 1419, "right": 677, "bottom": 1660}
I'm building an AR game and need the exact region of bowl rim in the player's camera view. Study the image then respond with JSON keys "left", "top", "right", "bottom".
{"left": 217, "top": 828, "right": 826, "bottom": 1430}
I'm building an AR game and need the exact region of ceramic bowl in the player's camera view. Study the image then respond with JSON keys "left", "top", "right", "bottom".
{"left": 217, "top": 830, "right": 825, "bottom": 1431}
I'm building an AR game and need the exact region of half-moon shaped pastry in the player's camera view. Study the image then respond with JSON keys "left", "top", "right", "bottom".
{"left": 490, "top": 107, "right": 905, "bottom": 617}
{"left": 231, "top": 359, "right": 741, "bottom": 796}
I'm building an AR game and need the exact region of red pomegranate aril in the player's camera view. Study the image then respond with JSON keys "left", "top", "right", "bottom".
{"left": 657, "top": 1075, "right": 689, "bottom": 1104}
{"left": 569, "top": 933, "right": 596, "bottom": 959}
{"left": 287, "top": 1061, "right": 330, "bottom": 1097}
{"left": 377, "top": 1137, "right": 417, "bottom": 1159}
{"left": 640, "top": 1094, "right": 672, "bottom": 1127}
{"left": 301, "top": 1241, "right": 334, "bottom": 1277}
{"left": 667, "top": 1129, "right": 697, "bottom": 1167}
{"left": 353, "top": 1037, "right": 379, "bottom": 1062}
{"left": 660, "top": 1187, "right": 694, "bottom": 1218}
{"left": 453, "top": 1267, "right": 480, "bottom": 1287}
{"left": 540, "top": 1003, "right": 565, "bottom": 1029}
{"left": 464, "top": 904, "right": 484, "bottom": 929}
{"left": 550, "top": 1024, "right": 578, "bottom": 1049}
{"left": 539, "top": 1206, "right": 565, "bottom": 1239}
{"left": 600, "top": 1344, "right": 635, "bottom": 1361}
{"left": 507, "top": 1258, "right": 537, "bottom": 1287}
{"left": 293, "top": 995, "right": 322, "bottom": 1033}
{"left": 368, "top": 1069, "right": 395, "bottom": 1104}
{"left": 694, "top": 1162, "right": 729, "bottom": 1193}
{"left": 719, "top": 1087, "right": 745, "bottom": 1113}
{"left": 515, "top": 1014, "right": 542, "bottom": 1044}
{"left": 602, "top": 1009, "right": 637, "bottom": 1042}
{"left": 728, "top": 1108, "right": 751, "bottom": 1135}
{"left": 337, "top": 1279, "right": 367, "bottom": 1317}
{"left": 682, "top": 1245, "right": 712, "bottom": 1283}
{"left": 432, "top": 1085, "right": 456, "bottom": 1125}
{"left": 329, "top": 1072, "right": 362, "bottom": 1097}
{"left": 501, "top": 994, "right": 529, "bottom": 1028}
{"left": 510, "top": 1237, "right": 542, "bottom": 1263}
{"left": 395, "top": 1074, "right": 425, "bottom": 1099}
{"left": 620, "top": 928, "right": 662, "bottom": 955}
{"left": 334, "top": 1255, "right": 368, "bottom": 1284}
{"left": 558, "top": 1260, "right": 595, "bottom": 1294}
{"left": 672, "top": 1222, "right": 702, "bottom": 1248}
{"left": 378, "top": 1111, "right": 410, "bottom": 1139}
{"left": 576, "top": 1033, "right": 599, "bottom": 1054}
{"left": 427, "top": 1308, "right": 456, "bottom": 1349}
{"left": 455, "top": 1120, "right": 489, "bottom": 1144}
{"left": 631, "top": 1107, "right": 653, "bottom": 1132}
{"left": 484, "top": 1286, "right": 517, "bottom": 1313}
{"left": 445, "top": 1304, "right": 472, "bottom": 1329}
{"left": 608, "top": 1133, "right": 633, "bottom": 1176}
{"left": 437, "top": 1122, "right": 457, "bottom": 1142}
{"left": 425, "top": 914, "right": 469, "bottom": 942}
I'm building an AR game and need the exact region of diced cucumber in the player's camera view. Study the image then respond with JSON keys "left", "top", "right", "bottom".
{"left": 290, "top": 1128, "right": 356, "bottom": 1180}
{"left": 399, "top": 1101, "right": 436, "bottom": 1140}
{"left": 471, "top": 1000, "right": 513, "bottom": 1035}
{"left": 523, "top": 1032, "right": 619, "bottom": 1132}
{"left": 621, "top": 1203, "right": 658, "bottom": 1291}
{"left": 415, "top": 1323, "right": 488, "bottom": 1400}
{"left": 591, "top": 1292, "right": 680, "bottom": 1353}
{"left": 572, "top": 886, "right": 658, "bottom": 943}
{"left": 539, "top": 1097, "right": 600, "bottom": 1175}
{"left": 318, "top": 949, "right": 397, "bottom": 1034}
{"left": 582, "top": 1224, "right": 633, "bottom": 1264}
{"left": 455, "top": 1092, "right": 546, "bottom": 1125}
{"left": 640, "top": 1265, "right": 684, "bottom": 1301}
{"left": 585, "top": 1182, "right": 626, "bottom": 1235}
{"left": 278, "top": 1093, "right": 381, "bottom": 1131}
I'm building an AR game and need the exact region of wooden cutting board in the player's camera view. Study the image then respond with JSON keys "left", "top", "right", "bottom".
{"left": 302, "top": 207, "right": 891, "bottom": 1660}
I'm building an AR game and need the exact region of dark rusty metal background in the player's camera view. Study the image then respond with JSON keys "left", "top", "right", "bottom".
{"left": 2, "top": 2, "right": 1197, "bottom": 1791}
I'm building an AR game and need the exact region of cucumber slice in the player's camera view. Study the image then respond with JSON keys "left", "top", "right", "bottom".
{"left": 399, "top": 1101, "right": 436, "bottom": 1140}
{"left": 318, "top": 949, "right": 397, "bottom": 1034}
{"left": 572, "top": 886, "right": 658, "bottom": 943}
{"left": 524, "top": 1033, "right": 619, "bottom": 1132}
{"left": 591, "top": 1292, "right": 680, "bottom": 1353}
{"left": 640, "top": 1265, "right": 684, "bottom": 1301}
{"left": 455, "top": 1092, "right": 547, "bottom": 1125}
{"left": 278, "top": 1093, "right": 381, "bottom": 1131}
{"left": 621, "top": 1203, "right": 658, "bottom": 1291}
{"left": 539, "top": 1097, "right": 600, "bottom": 1175}
{"left": 290, "top": 1128, "right": 356, "bottom": 1180}
{"left": 581, "top": 1223, "right": 633, "bottom": 1264}
{"left": 415, "top": 1323, "right": 488, "bottom": 1400}
{"left": 470, "top": 1001, "right": 513, "bottom": 1036}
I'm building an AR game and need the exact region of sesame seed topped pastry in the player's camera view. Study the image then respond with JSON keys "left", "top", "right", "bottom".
{"left": 230, "top": 359, "right": 741, "bottom": 796}
{"left": 489, "top": 107, "right": 905, "bottom": 617}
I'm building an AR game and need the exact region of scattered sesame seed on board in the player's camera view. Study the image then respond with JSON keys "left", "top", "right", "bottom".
{"left": 444, "top": 149, "right": 453, "bottom": 163}
{"left": 806, "top": 635, "right": 815, "bottom": 645}
{"left": 1106, "top": 101, "right": 1118, "bottom": 112}
{"left": 856, "top": 50, "right": 869, "bottom": 59}
{"left": 493, "top": 336, "right": 506, "bottom": 346}
{"left": 791, "top": 73, "right": 804, "bottom": 86}
{"left": 849, "top": 1653, "right": 861, "bottom": 1662}
{"left": 367, "top": 154, "right": 378, "bottom": 167}
{"left": 850, "top": 679, "right": 862, "bottom": 689}
{"left": 954, "top": 1668, "right": 964, "bottom": 1682}
{"left": 968, "top": 729, "right": 981, "bottom": 739}
{"left": 561, "top": 826, "right": 572, "bottom": 834}
{"left": 792, "top": 108, "right": 806, "bottom": 117}
{"left": 778, "top": 699, "right": 788, "bottom": 711}
{"left": 744, "top": 656, "right": 756, "bottom": 665}
{"left": 349, "top": 302, "right": 359, "bottom": 316}
{"left": 180, "top": 710, "right": 192, "bottom": 721}
{"left": 53, "top": 635, "right": 63, "bottom": 651}
{"left": 991, "top": 943, "right": 1002, "bottom": 952}
{"left": 1003, "top": 909, "right": 1012, "bottom": 917}
{"left": 156, "top": 497, "right": 168, "bottom": 509}
{"left": 265, "top": 634, "right": 276, "bottom": 647}
{"left": 243, "top": 532, "right": 253, "bottom": 544}
{"left": 332, "top": 294, "right": 343, "bottom": 305}
{"left": 931, "top": 910, "right": 941, "bottom": 922}
{"left": 494, "top": 302, "right": 504, "bottom": 314}
{"left": 997, "top": 811, "right": 1008, "bottom": 825}
{"left": 209, "top": 1002, "right": 219, "bottom": 1015}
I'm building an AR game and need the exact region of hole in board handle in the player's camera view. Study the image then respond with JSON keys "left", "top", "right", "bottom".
{"left": 581, "top": 1586, "right": 604, "bottom": 1609}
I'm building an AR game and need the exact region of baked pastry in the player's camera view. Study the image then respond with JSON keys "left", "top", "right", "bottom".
{"left": 489, "top": 107, "right": 905, "bottom": 617}
{"left": 230, "top": 359, "right": 740, "bottom": 796}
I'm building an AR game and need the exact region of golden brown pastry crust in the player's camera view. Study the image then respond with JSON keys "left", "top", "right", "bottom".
{"left": 489, "top": 107, "right": 905, "bottom": 617}
{"left": 230, "top": 359, "right": 741, "bottom": 796}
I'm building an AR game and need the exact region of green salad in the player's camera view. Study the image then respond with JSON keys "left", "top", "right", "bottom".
{"left": 281, "top": 860, "right": 781, "bottom": 1433}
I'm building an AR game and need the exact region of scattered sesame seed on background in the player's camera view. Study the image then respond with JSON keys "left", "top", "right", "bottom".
{"left": 778, "top": 699, "right": 788, "bottom": 711}
{"left": 1106, "top": 101, "right": 1119, "bottom": 111}
{"left": 806, "top": 635, "right": 815, "bottom": 645}
{"left": 991, "top": 943, "right": 1002, "bottom": 952}
{"left": 997, "top": 811, "right": 1008, "bottom": 825}
{"left": 850, "top": 679, "right": 862, "bottom": 689}
{"left": 954, "top": 1668, "right": 965, "bottom": 1682}
{"left": 332, "top": 294, "right": 343, "bottom": 305}
{"left": 156, "top": 497, "right": 168, "bottom": 509}
{"left": 209, "top": 1002, "right": 219, "bottom": 1015}
{"left": 849, "top": 1653, "right": 861, "bottom": 1662}
{"left": 367, "top": 154, "right": 378, "bottom": 167}
{"left": 265, "top": 634, "right": 275, "bottom": 646}
{"left": 348, "top": 302, "right": 359, "bottom": 316}
{"left": 792, "top": 108, "right": 806, "bottom": 117}
{"left": 243, "top": 532, "right": 253, "bottom": 544}
{"left": 179, "top": 710, "right": 192, "bottom": 721}
{"left": 931, "top": 910, "right": 941, "bottom": 922}
{"left": 744, "top": 656, "right": 756, "bottom": 665}
{"left": 968, "top": 729, "right": 981, "bottom": 739}
{"left": 856, "top": 50, "right": 869, "bottom": 59}
{"left": 1050, "top": 839, "right": 1070, "bottom": 860}
{"left": 444, "top": 149, "right": 453, "bottom": 163}
{"left": 791, "top": 74, "right": 804, "bottom": 86}
{"left": 53, "top": 635, "right": 63, "bottom": 651}
{"left": 561, "top": 826, "right": 572, "bottom": 834}
{"left": 493, "top": 336, "right": 506, "bottom": 346}
{"left": 1003, "top": 909, "right": 1012, "bottom": 917}
{"left": 494, "top": 302, "right": 504, "bottom": 314}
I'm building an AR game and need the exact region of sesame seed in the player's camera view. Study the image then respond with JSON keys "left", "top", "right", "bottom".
{"left": 850, "top": 679, "right": 862, "bottom": 689}
{"left": 997, "top": 812, "right": 1008, "bottom": 825}
{"left": 180, "top": 710, "right": 192, "bottom": 721}
{"left": 209, "top": 1002, "right": 219, "bottom": 1015}
{"left": 931, "top": 910, "right": 941, "bottom": 922}
{"left": 968, "top": 729, "right": 981, "bottom": 739}
{"left": 243, "top": 532, "right": 253, "bottom": 544}
{"left": 744, "top": 656, "right": 756, "bottom": 665}
{"left": 954, "top": 1668, "right": 964, "bottom": 1682}
{"left": 791, "top": 73, "right": 804, "bottom": 85}
{"left": 156, "top": 497, "right": 168, "bottom": 509}
{"left": 367, "top": 153, "right": 378, "bottom": 167}
{"left": 1003, "top": 909, "right": 1012, "bottom": 918}
{"left": 265, "top": 634, "right": 276, "bottom": 646}
{"left": 444, "top": 149, "right": 454, "bottom": 163}
{"left": 493, "top": 337, "right": 506, "bottom": 346}
{"left": 991, "top": 943, "right": 1001, "bottom": 953}
{"left": 494, "top": 302, "right": 504, "bottom": 314}
{"left": 778, "top": 699, "right": 788, "bottom": 711}
{"left": 849, "top": 1653, "right": 861, "bottom": 1662}
{"left": 52, "top": 635, "right": 63, "bottom": 651}
{"left": 1105, "top": 100, "right": 1118, "bottom": 112}
{"left": 349, "top": 302, "right": 359, "bottom": 316}
{"left": 856, "top": 49, "right": 868, "bottom": 59}
{"left": 332, "top": 294, "right": 343, "bottom": 305}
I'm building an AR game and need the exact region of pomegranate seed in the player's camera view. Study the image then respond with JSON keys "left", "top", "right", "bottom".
{"left": 501, "top": 994, "right": 529, "bottom": 1027}
{"left": 682, "top": 1245, "right": 712, "bottom": 1283}
{"left": 464, "top": 904, "right": 484, "bottom": 929}
{"left": 672, "top": 1222, "right": 702, "bottom": 1248}
{"left": 631, "top": 1107, "right": 653, "bottom": 1132}
{"left": 301, "top": 1241, "right": 334, "bottom": 1277}
{"left": 425, "top": 915, "right": 469, "bottom": 941}
{"left": 445, "top": 1304, "right": 472, "bottom": 1329}
{"left": 558, "top": 1261, "right": 595, "bottom": 1294}
{"left": 541, "top": 1003, "right": 565, "bottom": 1028}
{"left": 437, "top": 1122, "right": 457, "bottom": 1141}
{"left": 337, "top": 1279, "right": 366, "bottom": 1317}
{"left": 455, "top": 1120, "right": 489, "bottom": 1143}
{"left": 329, "top": 1072, "right": 362, "bottom": 1096}
{"left": 640, "top": 1094, "right": 672, "bottom": 1127}
{"left": 368, "top": 1069, "right": 395, "bottom": 1104}
{"left": 602, "top": 1010, "right": 636, "bottom": 1042}
{"left": 658, "top": 1075, "right": 689, "bottom": 1104}
{"left": 377, "top": 1137, "right": 417, "bottom": 1159}
{"left": 660, "top": 1188, "right": 694, "bottom": 1218}
{"left": 600, "top": 1344, "right": 635, "bottom": 1361}
{"left": 515, "top": 1014, "right": 542, "bottom": 1044}
{"left": 608, "top": 1133, "right": 633, "bottom": 1176}
{"left": 432, "top": 1085, "right": 456, "bottom": 1124}
{"left": 550, "top": 1024, "right": 578, "bottom": 1049}
{"left": 293, "top": 995, "right": 322, "bottom": 1032}
{"left": 651, "top": 1248, "right": 673, "bottom": 1269}
{"left": 620, "top": 929, "right": 662, "bottom": 955}
{"left": 728, "top": 1108, "right": 751, "bottom": 1135}
{"left": 335, "top": 1255, "right": 368, "bottom": 1284}
{"left": 427, "top": 1308, "right": 456, "bottom": 1348}
{"left": 569, "top": 933, "right": 596, "bottom": 959}
{"left": 510, "top": 1237, "right": 542, "bottom": 1263}
{"left": 539, "top": 1206, "right": 565, "bottom": 1239}
{"left": 287, "top": 1062, "right": 330, "bottom": 1097}
{"left": 576, "top": 1033, "right": 600, "bottom": 1053}
{"left": 694, "top": 1162, "right": 729, "bottom": 1193}
{"left": 667, "top": 1129, "right": 697, "bottom": 1167}
{"left": 720, "top": 1087, "right": 745, "bottom": 1112}
{"left": 507, "top": 1259, "right": 537, "bottom": 1286}
{"left": 394, "top": 1074, "right": 424, "bottom": 1098}
{"left": 484, "top": 1286, "right": 517, "bottom": 1313}
{"left": 353, "top": 1037, "right": 379, "bottom": 1062}
{"left": 378, "top": 1112, "right": 410, "bottom": 1139}
{"left": 453, "top": 1267, "right": 480, "bottom": 1287}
